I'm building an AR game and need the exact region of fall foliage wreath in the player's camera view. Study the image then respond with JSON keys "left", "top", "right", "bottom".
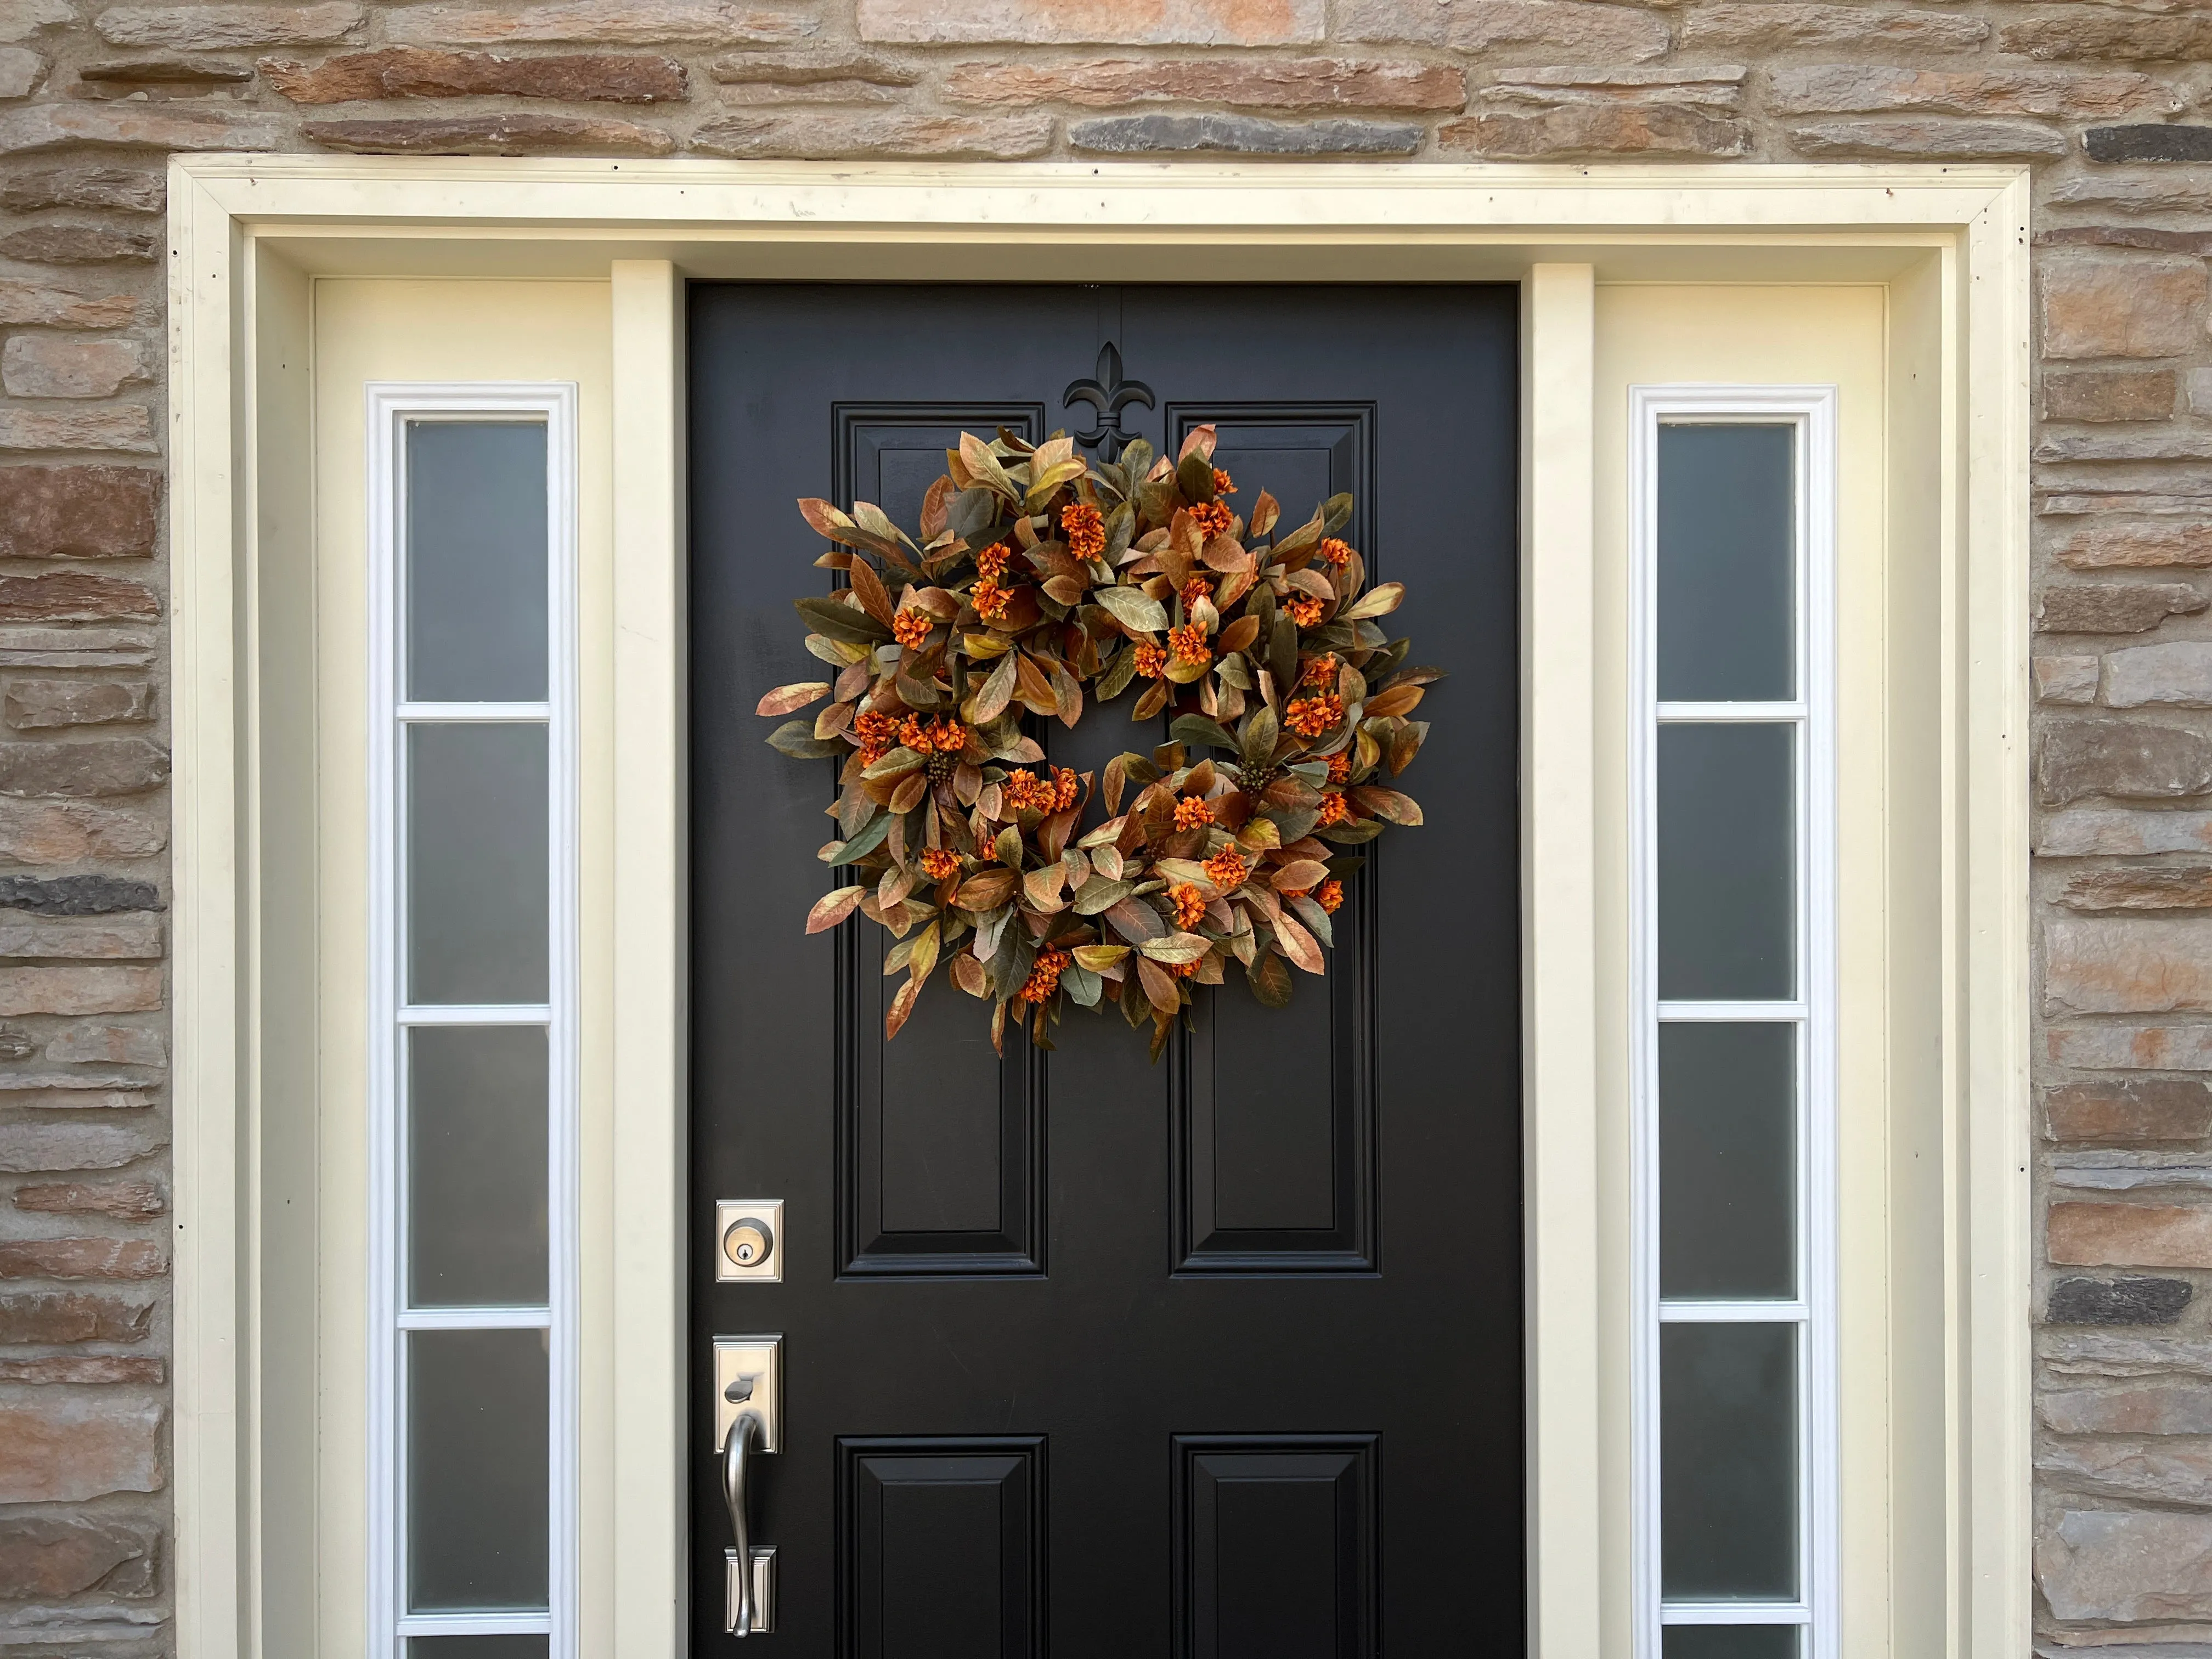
{"left": 758, "top": 425, "right": 1437, "bottom": 1059}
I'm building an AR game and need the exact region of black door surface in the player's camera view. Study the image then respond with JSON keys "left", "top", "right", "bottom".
{"left": 689, "top": 284, "right": 1521, "bottom": 1657}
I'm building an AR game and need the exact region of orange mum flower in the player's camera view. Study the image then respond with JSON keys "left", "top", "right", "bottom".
{"left": 1170, "top": 882, "right": 1207, "bottom": 930}
{"left": 1134, "top": 641, "right": 1169, "bottom": 679}
{"left": 1173, "top": 793, "right": 1213, "bottom": 831}
{"left": 1326, "top": 748, "right": 1352, "bottom": 784}
{"left": 972, "top": 577, "right": 1013, "bottom": 623}
{"left": 1285, "top": 595, "right": 1324, "bottom": 629}
{"left": 899, "top": 715, "right": 934, "bottom": 753}
{"left": 892, "top": 608, "right": 934, "bottom": 650}
{"left": 854, "top": 709, "right": 898, "bottom": 764}
{"left": 919, "top": 847, "right": 961, "bottom": 881}
{"left": 1002, "top": 769, "right": 1058, "bottom": 814}
{"left": 923, "top": 716, "right": 968, "bottom": 754}
{"left": 1285, "top": 693, "right": 1343, "bottom": 740}
{"left": 1316, "top": 878, "right": 1345, "bottom": 913}
{"left": 1180, "top": 575, "right": 1214, "bottom": 610}
{"left": 1318, "top": 538, "right": 1355, "bottom": 569}
{"left": 1204, "top": 848, "right": 1248, "bottom": 893}
{"left": 1054, "top": 766, "right": 1080, "bottom": 812}
{"left": 1191, "top": 500, "right": 1234, "bottom": 539}
{"left": 1015, "top": 945, "right": 1069, "bottom": 1007}
{"left": 1302, "top": 653, "right": 1339, "bottom": 687}
{"left": 975, "top": 541, "right": 1011, "bottom": 580}
{"left": 1171, "top": 958, "right": 1202, "bottom": 979}
{"left": 1169, "top": 622, "right": 1212, "bottom": 667}
{"left": 1062, "top": 504, "right": 1105, "bottom": 561}
{"left": 1317, "top": 789, "right": 1353, "bottom": 827}
{"left": 1212, "top": 467, "right": 1235, "bottom": 496}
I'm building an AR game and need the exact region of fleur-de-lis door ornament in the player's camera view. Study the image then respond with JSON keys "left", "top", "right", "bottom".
{"left": 1062, "top": 341, "right": 1155, "bottom": 463}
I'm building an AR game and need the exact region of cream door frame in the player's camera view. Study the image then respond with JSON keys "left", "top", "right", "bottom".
{"left": 166, "top": 157, "right": 2032, "bottom": 1659}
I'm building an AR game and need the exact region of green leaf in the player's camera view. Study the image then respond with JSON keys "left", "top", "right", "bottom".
{"left": 1177, "top": 450, "right": 1216, "bottom": 504}
{"left": 1287, "top": 892, "right": 1335, "bottom": 949}
{"left": 860, "top": 746, "right": 926, "bottom": 781}
{"left": 1169, "top": 713, "right": 1239, "bottom": 753}
{"left": 1104, "top": 501, "right": 1136, "bottom": 564}
{"left": 1268, "top": 616, "right": 1297, "bottom": 691}
{"left": 1093, "top": 585, "right": 1170, "bottom": 635}
{"left": 1319, "top": 492, "right": 1354, "bottom": 536}
{"left": 766, "top": 718, "right": 845, "bottom": 760}
{"left": 1062, "top": 962, "right": 1103, "bottom": 1007}
{"left": 1095, "top": 642, "right": 1140, "bottom": 703}
{"left": 1246, "top": 950, "right": 1294, "bottom": 1008}
{"left": 827, "top": 811, "right": 893, "bottom": 866}
{"left": 1316, "top": 817, "right": 1385, "bottom": 845}
{"left": 949, "top": 487, "right": 999, "bottom": 543}
{"left": 1072, "top": 876, "right": 1136, "bottom": 916}
{"left": 795, "top": 594, "right": 891, "bottom": 646}
{"left": 1238, "top": 705, "right": 1279, "bottom": 775}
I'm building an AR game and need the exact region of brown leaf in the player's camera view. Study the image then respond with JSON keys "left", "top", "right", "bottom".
{"left": 921, "top": 475, "right": 956, "bottom": 541}
{"left": 972, "top": 651, "right": 1018, "bottom": 724}
{"left": 956, "top": 868, "right": 1018, "bottom": 911}
{"left": 805, "top": 884, "right": 868, "bottom": 934}
{"left": 847, "top": 555, "right": 897, "bottom": 628}
{"left": 1014, "top": 652, "right": 1059, "bottom": 716}
{"left": 1350, "top": 786, "right": 1424, "bottom": 826}
{"left": 1250, "top": 489, "right": 1280, "bottom": 538}
{"left": 1364, "top": 683, "right": 1425, "bottom": 719}
{"left": 889, "top": 771, "right": 928, "bottom": 814}
{"left": 1104, "top": 896, "right": 1165, "bottom": 944}
{"left": 1137, "top": 954, "right": 1181, "bottom": 1015}
{"left": 951, "top": 953, "right": 988, "bottom": 997}
{"left": 1073, "top": 944, "right": 1130, "bottom": 971}
{"left": 1271, "top": 858, "right": 1330, "bottom": 894}
{"left": 1272, "top": 906, "right": 1325, "bottom": 974}
{"left": 885, "top": 975, "right": 920, "bottom": 1040}
{"left": 1218, "top": 615, "right": 1260, "bottom": 656}
{"left": 756, "top": 680, "right": 831, "bottom": 717}
{"left": 1340, "top": 581, "right": 1403, "bottom": 621}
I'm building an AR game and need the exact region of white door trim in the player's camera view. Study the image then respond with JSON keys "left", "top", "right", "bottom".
{"left": 166, "top": 158, "right": 2031, "bottom": 1659}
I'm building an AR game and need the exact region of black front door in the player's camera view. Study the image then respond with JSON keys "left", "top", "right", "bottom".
{"left": 689, "top": 283, "right": 1521, "bottom": 1656}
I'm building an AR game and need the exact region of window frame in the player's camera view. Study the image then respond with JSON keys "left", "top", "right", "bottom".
{"left": 365, "top": 381, "right": 582, "bottom": 1658}
{"left": 1627, "top": 384, "right": 1841, "bottom": 1659}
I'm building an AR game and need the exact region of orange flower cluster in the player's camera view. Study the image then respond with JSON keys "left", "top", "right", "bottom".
{"left": 1204, "top": 847, "right": 1249, "bottom": 893}
{"left": 1327, "top": 748, "right": 1352, "bottom": 784}
{"left": 1303, "top": 653, "right": 1339, "bottom": 686}
{"left": 919, "top": 847, "right": 961, "bottom": 881}
{"left": 1015, "top": 945, "right": 1070, "bottom": 1007}
{"left": 892, "top": 608, "right": 934, "bottom": 649}
{"left": 1212, "top": 468, "right": 1236, "bottom": 496}
{"left": 1135, "top": 641, "right": 1169, "bottom": 678}
{"left": 1190, "top": 500, "right": 1234, "bottom": 538}
{"left": 1316, "top": 878, "right": 1345, "bottom": 913}
{"left": 1171, "top": 958, "right": 1203, "bottom": 979}
{"left": 1318, "top": 537, "right": 1355, "bottom": 569}
{"left": 973, "top": 578, "right": 1013, "bottom": 623}
{"left": 1054, "top": 765, "right": 1080, "bottom": 811}
{"left": 1285, "top": 595, "right": 1324, "bottom": 628}
{"left": 1173, "top": 793, "right": 1214, "bottom": 831}
{"left": 1169, "top": 622, "right": 1212, "bottom": 666}
{"left": 1003, "top": 765, "right": 1079, "bottom": 814}
{"left": 975, "top": 541, "right": 1011, "bottom": 580}
{"left": 1285, "top": 693, "right": 1343, "bottom": 739}
{"left": 854, "top": 709, "right": 899, "bottom": 764}
{"left": 1062, "top": 503, "right": 1105, "bottom": 560}
{"left": 1170, "top": 882, "right": 1207, "bottom": 929}
{"left": 900, "top": 715, "right": 968, "bottom": 754}
{"left": 1180, "top": 575, "right": 1213, "bottom": 610}
{"left": 1317, "top": 789, "right": 1353, "bottom": 827}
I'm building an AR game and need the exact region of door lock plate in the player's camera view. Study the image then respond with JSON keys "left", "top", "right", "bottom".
{"left": 715, "top": 1198, "right": 784, "bottom": 1283}
{"left": 725, "top": 1545, "right": 775, "bottom": 1635}
{"left": 714, "top": 1334, "right": 782, "bottom": 1454}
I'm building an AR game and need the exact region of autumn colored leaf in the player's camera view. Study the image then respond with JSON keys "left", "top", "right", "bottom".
{"left": 885, "top": 975, "right": 919, "bottom": 1040}
{"left": 805, "top": 885, "right": 867, "bottom": 934}
{"left": 1350, "top": 785, "right": 1424, "bottom": 826}
{"left": 1073, "top": 944, "right": 1131, "bottom": 972}
{"left": 1272, "top": 906, "right": 1325, "bottom": 974}
{"left": 951, "top": 953, "right": 988, "bottom": 997}
{"left": 846, "top": 555, "right": 896, "bottom": 628}
{"left": 1137, "top": 955, "right": 1181, "bottom": 1015}
{"left": 1271, "top": 858, "right": 1331, "bottom": 894}
{"left": 756, "top": 680, "right": 831, "bottom": 717}
{"left": 1246, "top": 950, "right": 1294, "bottom": 1007}
{"left": 1138, "top": 932, "right": 1211, "bottom": 966}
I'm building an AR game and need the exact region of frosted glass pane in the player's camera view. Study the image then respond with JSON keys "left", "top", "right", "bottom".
{"left": 1661, "top": 1023, "right": 1796, "bottom": 1300}
{"left": 410, "top": 1641, "right": 549, "bottom": 1658}
{"left": 407, "top": 723, "right": 549, "bottom": 1005}
{"left": 1658, "top": 724, "right": 1795, "bottom": 1001}
{"left": 408, "top": 1026, "right": 548, "bottom": 1308}
{"left": 1664, "top": 1628, "right": 1798, "bottom": 1659}
{"left": 1661, "top": 1322, "right": 1798, "bottom": 1600}
{"left": 1657, "top": 424, "right": 1795, "bottom": 703}
{"left": 405, "top": 421, "right": 548, "bottom": 703}
{"left": 408, "top": 1328, "right": 549, "bottom": 1612}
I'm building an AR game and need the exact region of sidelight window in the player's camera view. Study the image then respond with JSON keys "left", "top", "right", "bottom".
{"left": 368, "top": 387, "right": 578, "bottom": 1659}
{"left": 1630, "top": 391, "right": 1837, "bottom": 1659}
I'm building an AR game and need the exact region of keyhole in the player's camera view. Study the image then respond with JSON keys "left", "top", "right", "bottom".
{"left": 724, "top": 1217, "right": 774, "bottom": 1269}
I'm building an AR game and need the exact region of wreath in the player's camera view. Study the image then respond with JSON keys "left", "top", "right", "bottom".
{"left": 757, "top": 425, "right": 1438, "bottom": 1059}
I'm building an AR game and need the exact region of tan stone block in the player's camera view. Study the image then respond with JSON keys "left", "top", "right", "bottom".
{"left": 1070, "top": 112, "right": 1419, "bottom": 154}
{"left": 2036, "top": 654, "right": 2100, "bottom": 703}
{"left": 2046, "top": 917, "right": 2212, "bottom": 1013}
{"left": 2046, "top": 1078, "right": 2212, "bottom": 1140}
{"left": 0, "top": 45, "right": 41, "bottom": 97}
{"left": 1440, "top": 105, "right": 1747, "bottom": 157}
{"left": 941, "top": 56, "right": 1465, "bottom": 110}
{"left": 715, "top": 79, "right": 901, "bottom": 104}
{"left": 2003, "top": 12, "right": 2212, "bottom": 62}
{"left": 260, "top": 45, "right": 687, "bottom": 103}
{"left": 0, "top": 575, "right": 156, "bottom": 622}
{"left": 0, "top": 466, "right": 157, "bottom": 558}
{"left": 708, "top": 50, "right": 915, "bottom": 84}
{"left": 386, "top": 0, "right": 815, "bottom": 46}
{"left": 0, "top": 800, "right": 163, "bottom": 864}
{"left": 0, "top": 0, "right": 71, "bottom": 43}
{"left": 0, "top": 1355, "right": 163, "bottom": 1383}
{"left": 2039, "top": 1510, "right": 2212, "bottom": 1622}
{"left": 93, "top": 1, "right": 362, "bottom": 47}
{"left": 0, "top": 1289, "right": 151, "bottom": 1341}
{"left": 692, "top": 109, "right": 1053, "bottom": 158}
{"left": 0, "top": 407, "right": 155, "bottom": 452}
{"left": 2046, "top": 368, "right": 2180, "bottom": 422}
{"left": 0, "top": 223, "right": 155, "bottom": 264}
{"left": 1681, "top": 3, "right": 1986, "bottom": 49}
{"left": 12, "top": 1180, "right": 165, "bottom": 1217}
{"left": 1485, "top": 65, "right": 1745, "bottom": 109}
{"left": 0, "top": 1238, "right": 165, "bottom": 1280}
{"left": 0, "top": 1517, "right": 155, "bottom": 1599}
{"left": 1787, "top": 117, "right": 2068, "bottom": 159}
{"left": 2051, "top": 1201, "right": 2212, "bottom": 1267}
{"left": 1771, "top": 66, "right": 2177, "bottom": 119}
{"left": 44, "top": 1022, "right": 163, "bottom": 1065}
{"left": 860, "top": 0, "right": 1323, "bottom": 44}
{"left": 0, "top": 740, "right": 166, "bottom": 799}
{"left": 2044, "top": 255, "right": 2210, "bottom": 360}
{"left": 0, "top": 628, "right": 155, "bottom": 669}
{"left": 0, "top": 165, "right": 163, "bottom": 215}
{"left": 2039, "top": 715, "right": 2212, "bottom": 804}
{"left": 303, "top": 112, "right": 674, "bottom": 154}
{"left": 2039, "top": 582, "right": 2206, "bottom": 633}
{"left": 0, "top": 99, "right": 291, "bottom": 150}
{"left": 5, "top": 681, "right": 154, "bottom": 731}
{"left": 2039, "top": 429, "right": 2212, "bottom": 465}
{"left": 2061, "top": 523, "right": 2212, "bottom": 568}
{"left": 0, "top": 912, "right": 161, "bottom": 959}
{"left": 0, "top": 282, "right": 137, "bottom": 329}
{"left": 2042, "top": 809, "right": 2212, "bottom": 856}
{"left": 0, "top": 1399, "right": 160, "bottom": 1503}
{"left": 2044, "top": 1383, "right": 2212, "bottom": 1435}
{"left": 2106, "top": 641, "right": 2212, "bottom": 707}
{"left": 2042, "top": 1437, "right": 2212, "bottom": 1506}
{"left": 1335, "top": 0, "right": 1668, "bottom": 59}
{"left": 2050, "top": 1024, "right": 2212, "bottom": 1070}
{"left": 2062, "top": 862, "right": 2212, "bottom": 910}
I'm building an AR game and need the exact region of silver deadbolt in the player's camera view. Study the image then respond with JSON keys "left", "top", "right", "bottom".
{"left": 725, "top": 1217, "right": 772, "bottom": 1268}
{"left": 715, "top": 1199, "right": 783, "bottom": 1283}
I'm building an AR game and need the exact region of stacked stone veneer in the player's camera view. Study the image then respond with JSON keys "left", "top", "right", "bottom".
{"left": 0, "top": 0, "right": 2203, "bottom": 1649}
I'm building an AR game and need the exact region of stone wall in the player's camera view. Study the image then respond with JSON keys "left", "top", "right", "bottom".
{"left": 0, "top": 0, "right": 2204, "bottom": 1648}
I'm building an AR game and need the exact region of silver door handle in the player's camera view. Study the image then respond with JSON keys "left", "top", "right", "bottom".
{"left": 723, "top": 1409, "right": 765, "bottom": 1636}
